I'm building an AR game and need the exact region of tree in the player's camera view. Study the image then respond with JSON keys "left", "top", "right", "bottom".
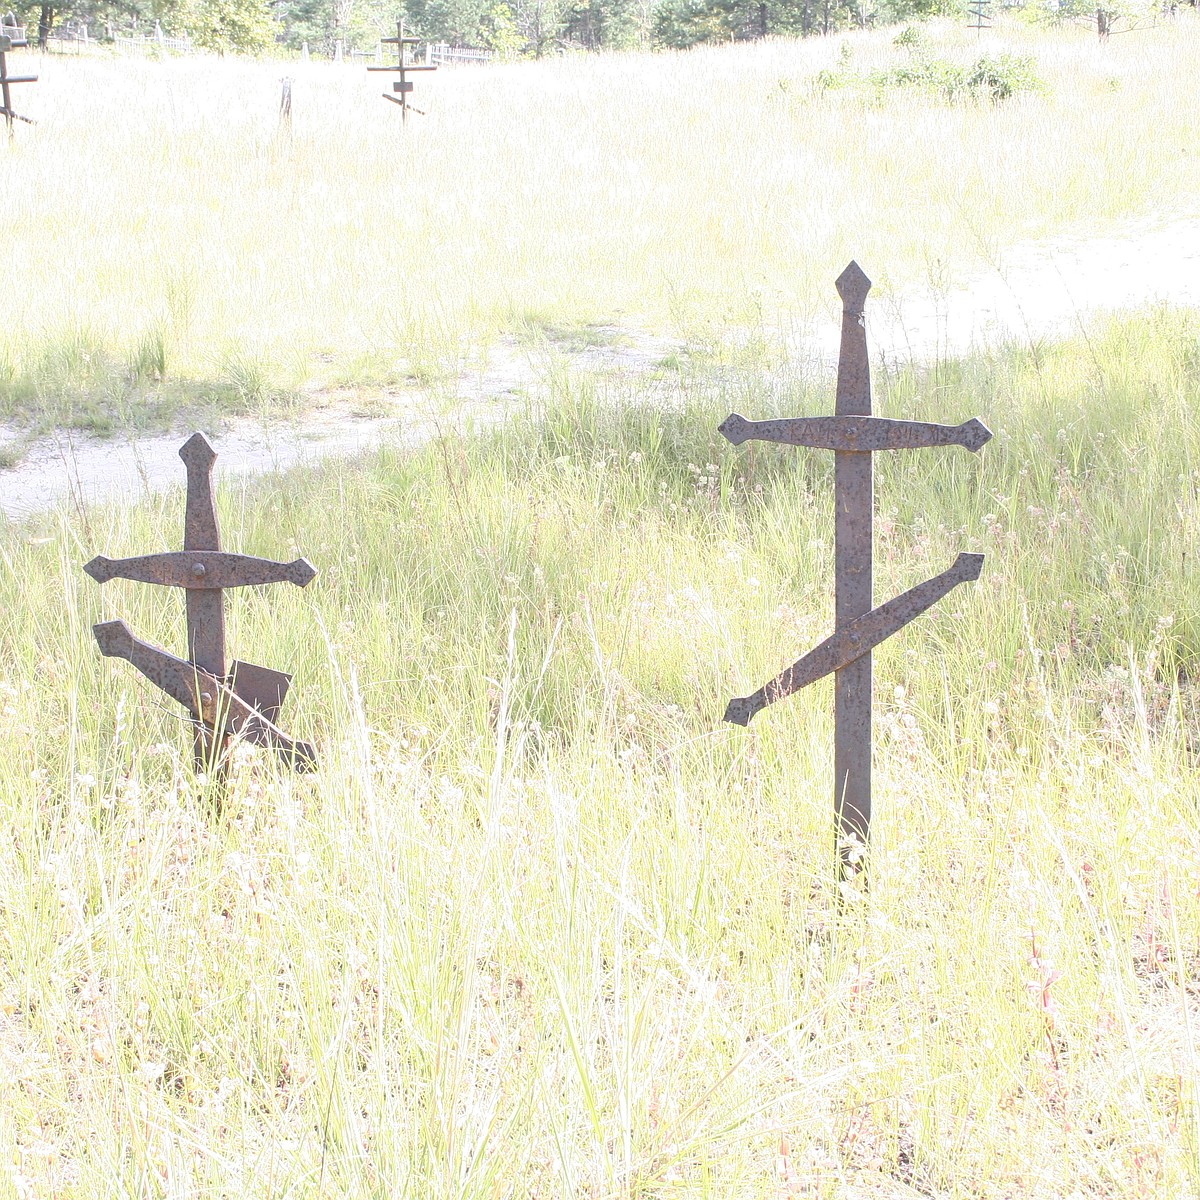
{"left": 652, "top": 0, "right": 858, "bottom": 47}
{"left": 189, "top": 0, "right": 277, "bottom": 50}
{"left": 561, "top": 0, "right": 646, "bottom": 48}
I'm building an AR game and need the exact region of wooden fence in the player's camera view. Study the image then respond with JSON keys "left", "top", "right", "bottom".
{"left": 425, "top": 42, "right": 493, "bottom": 66}
{"left": 113, "top": 24, "right": 193, "bottom": 55}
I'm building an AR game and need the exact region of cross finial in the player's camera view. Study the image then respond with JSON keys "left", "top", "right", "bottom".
{"left": 835, "top": 261, "right": 872, "bottom": 310}
{"left": 179, "top": 431, "right": 216, "bottom": 470}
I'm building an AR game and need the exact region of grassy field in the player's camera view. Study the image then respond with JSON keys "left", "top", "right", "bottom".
{"left": 3, "top": 15, "right": 1200, "bottom": 432}
{"left": 0, "top": 304, "right": 1198, "bottom": 1196}
{"left": 3, "top": 10, "right": 1200, "bottom": 1198}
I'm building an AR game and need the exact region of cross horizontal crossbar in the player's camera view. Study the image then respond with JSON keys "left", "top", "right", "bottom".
{"left": 718, "top": 413, "right": 992, "bottom": 454}
{"left": 84, "top": 551, "right": 317, "bottom": 590}
{"left": 0, "top": 74, "right": 36, "bottom": 83}
{"left": 367, "top": 63, "right": 436, "bottom": 71}
{"left": 724, "top": 552, "right": 984, "bottom": 726}
{"left": 93, "top": 620, "right": 316, "bottom": 768}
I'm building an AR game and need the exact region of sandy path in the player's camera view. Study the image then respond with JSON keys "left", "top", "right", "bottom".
{"left": 2, "top": 210, "right": 1198, "bottom": 521}
{"left": 857, "top": 211, "right": 1200, "bottom": 368}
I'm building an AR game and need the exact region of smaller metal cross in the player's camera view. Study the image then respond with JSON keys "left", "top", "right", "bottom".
{"left": 720, "top": 262, "right": 991, "bottom": 877}
{"left": 84, "top": 433, "right": 318, "bottom": 773}
{"left": 368, "top": 19, "right": 437, "bottom": 121}
{"left": 0, "top": 32, "right": 36, "bottom": 133}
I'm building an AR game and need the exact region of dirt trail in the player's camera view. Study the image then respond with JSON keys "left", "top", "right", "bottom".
{"left": 0, "top": 333, "right": 676, "bottom": 521}
{"left": 3, "top": 211, "right": 1199, "bottom": 521}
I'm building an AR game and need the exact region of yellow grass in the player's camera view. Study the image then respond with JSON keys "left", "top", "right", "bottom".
{"left": 1, "top": 308, "right": 1199, "bottom": 1197}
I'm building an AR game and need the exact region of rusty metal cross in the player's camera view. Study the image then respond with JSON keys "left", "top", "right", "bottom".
{"left": 720, "top": 263, "right": 991, "bottom": 875}
{"left": 84, "top": 433, "right": 318, "bottom": 773}
{"left": 368, "top": 19, "right": 436, "bottom": 121}
{"left": 0, "top": 31, "right": 36, "bottom": 132}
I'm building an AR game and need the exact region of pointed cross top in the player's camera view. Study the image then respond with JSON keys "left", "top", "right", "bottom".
{"left": 835, "top": 261, "right": 872, "bottom": 310}
{"left": 179, "top": 431, "right": 216, "bottom": 469}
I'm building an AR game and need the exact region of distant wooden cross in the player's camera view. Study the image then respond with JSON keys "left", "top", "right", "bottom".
{"left": 84, "top": 433, "right": 319, "bottom": 774}
{"left": 720, "top": 262, "right": 991, "bottom": 877}
{"left": 968, "top": 0, "right": 991, "bottom": 30}
{"left": 368, "top": 19, "right": 436, "bottom": 121}
{"left": 0, "top": 30, "right": 36, "bottom": 133}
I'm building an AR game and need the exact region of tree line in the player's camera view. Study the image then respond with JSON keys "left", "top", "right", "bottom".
{"left": 8, "top": 0, "right": 958, "bottom": 60}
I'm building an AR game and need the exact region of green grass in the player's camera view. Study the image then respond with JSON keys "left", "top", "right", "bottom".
{"left": 1, "top": 307, "right": 1198, "bottom": 1196}
{"left": 4, "top": 15, "right": 1200, "bottom": 432}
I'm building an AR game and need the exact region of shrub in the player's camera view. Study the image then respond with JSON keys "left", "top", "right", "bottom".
{"left": 868, "top": 51, "right": 1042, "bottom": 102}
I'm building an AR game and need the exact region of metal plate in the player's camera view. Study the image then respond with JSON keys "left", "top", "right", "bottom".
{"left": 228, "top": 659, "right": 293, "bottom": 726}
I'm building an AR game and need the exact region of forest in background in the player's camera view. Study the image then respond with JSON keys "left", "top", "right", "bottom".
{"left": 5, "top": 0, "right": 1157, "bottom": 62}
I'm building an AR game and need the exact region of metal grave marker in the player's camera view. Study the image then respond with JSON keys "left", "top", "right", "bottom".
{"left": 84, "top": 433, "right": 318, "bottom": 773}
{"left": 0, "top": 25, "right": 36, "bottom": 132}
{"left": 719, "top": 262, "right": 990, "bottom": 876}
{"left": 368, "top": 19, "right": 436, "bottom": 121}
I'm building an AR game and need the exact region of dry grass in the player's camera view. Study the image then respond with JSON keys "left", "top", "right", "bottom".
{"left": 1, "top": 306, "right": 1199, "bottom": 1196}
{"left": 2, "top": 15, "right": 1200, "bottom": 428}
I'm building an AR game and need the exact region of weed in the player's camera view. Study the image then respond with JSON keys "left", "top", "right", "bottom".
{"left": 867, "top": 51, "right": 1043, "bottom": 102}
{"left": 128, "top": 326, "right": 168, "bottom": 384}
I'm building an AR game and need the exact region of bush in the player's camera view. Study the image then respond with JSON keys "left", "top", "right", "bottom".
{"left": 866, "top": 51, "right": 1043, "bottom": 102}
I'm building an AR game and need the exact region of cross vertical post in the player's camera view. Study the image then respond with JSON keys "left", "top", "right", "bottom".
{"left": 719, "top": 261, "right": 992, "bottom": 882}
{"left": 833, "top": 263, "right": 874, "bottom": 868}
{"left": 1, "top": 41, "right": 10, "bottom": 129}
{"left": 180, "top": 434, "right": 227, "bottom": 770}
